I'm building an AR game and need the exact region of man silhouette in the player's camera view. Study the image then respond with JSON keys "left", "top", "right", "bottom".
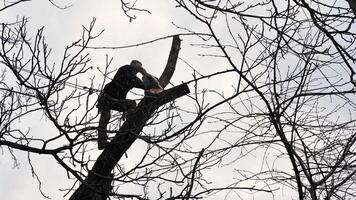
{"left": 97, "top": 60, "right": 162, "bottom": 149}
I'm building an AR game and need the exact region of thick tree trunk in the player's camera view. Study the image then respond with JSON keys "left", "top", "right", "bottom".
{"left": 69, "top": 35, "right": 186, "bottom": 200}
{"left": 70, "top": 84, "right": 189, "bottom": 200}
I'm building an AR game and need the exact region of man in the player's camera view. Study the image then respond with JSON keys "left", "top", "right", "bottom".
{"left": 97, "top": 60, "right": 162, "bottom": 149}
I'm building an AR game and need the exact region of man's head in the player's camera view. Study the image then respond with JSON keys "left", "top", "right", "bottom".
{"left": 130, "top": 60, "right": 147, "bottom": 75}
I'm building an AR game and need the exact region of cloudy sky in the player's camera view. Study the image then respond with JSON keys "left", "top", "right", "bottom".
{"left": 0, "top": 1, "right": 243, "bottom": 199}
{"left": 4, "top": 1, "right": 353, "bottom": 199}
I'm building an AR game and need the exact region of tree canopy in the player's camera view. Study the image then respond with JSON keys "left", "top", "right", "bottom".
{"left": 1, "top": 1, "right": 356, "bottom": 200}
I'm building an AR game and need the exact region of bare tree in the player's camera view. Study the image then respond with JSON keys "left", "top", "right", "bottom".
{"left": 1, "top": 1, "right": 356, "bottom": 200}
{"left": 171, "top": 0, "right": 356, "bottom": 200}
{"left": 69, "top": 35, "right": 192, "bottom": 200}
{"left": 0, "top": 3, "right": 199, "bottom": 199}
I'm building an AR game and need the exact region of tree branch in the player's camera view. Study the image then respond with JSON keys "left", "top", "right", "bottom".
{"left": 69, "top": 36, "right": 189, "bottom": 200}
{"left": 159, "top": 35, "right": 181, "bottom": 88}
{"left": 70, "top": 83, "right": 190, "bottom": 200}
{"left": 0, "top": 140, "right": 68, "bottom": 154}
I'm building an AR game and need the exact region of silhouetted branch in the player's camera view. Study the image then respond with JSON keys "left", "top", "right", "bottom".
{"left": 69, "top": 35, "right": 189, "bottom": 200}
{"left": 159, "top": 35, "right": 181, "bottom": 88}
{"left": 70, "top": 84, "right": 190, "bottom": 200}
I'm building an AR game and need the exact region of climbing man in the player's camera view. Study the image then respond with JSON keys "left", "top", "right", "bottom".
{"left": 97, "top": 60, "right": 163, "bottom": 149}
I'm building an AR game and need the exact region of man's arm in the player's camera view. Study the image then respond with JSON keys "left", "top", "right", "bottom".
{"left": 142, "top": 74, "right": 163, "bottom": 94}
{"left": 131, "top": 76, "right": 146, "bottom": 90}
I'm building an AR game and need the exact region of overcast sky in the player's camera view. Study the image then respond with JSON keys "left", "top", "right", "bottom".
{"left": 0, "top": 1, "right": 237, "bottom": 199}
{"left": 0, "top": 0, "right": 321, "bottom": 199}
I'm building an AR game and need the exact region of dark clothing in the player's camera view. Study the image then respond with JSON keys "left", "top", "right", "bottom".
{"left": 96, "top": 64, "right": 163, "bottom": 149}
{"left": 97, "top": 65, "right": 145, "bottom": 112}
{"left": 97, "top": 64, "right": 144, "bottom": 149}
{"left": 97, "top": 92, "right": 136, "bottom": 112}
{"left": 103, "top": 65, "right": 145, "bottom": 100}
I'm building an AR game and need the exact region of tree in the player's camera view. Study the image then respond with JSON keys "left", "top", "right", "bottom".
{"left": 69, "top": 36, "right": 192, "bottom": 200}
{"left": 1, "top": 1, "right": 356, "bottom": 200}
{"left": 172, "top": 1, "right": 356, "bottom": 199}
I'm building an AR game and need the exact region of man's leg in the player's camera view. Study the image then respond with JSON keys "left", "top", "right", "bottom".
{"left": 112, "top": 99, "right": 137, "bottom": 120}
{"left": 98, "top": 109, "right": 110, "bottom": 150}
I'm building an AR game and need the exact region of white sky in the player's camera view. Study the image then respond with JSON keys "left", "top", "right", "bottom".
{"left": 3, "top": 0, "right": 351, "bottom": 199}
{"left": 0, "top": 1, "right": 244, "bottom": 199}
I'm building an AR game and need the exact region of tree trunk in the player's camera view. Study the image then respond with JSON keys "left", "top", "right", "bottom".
{"left": 69, "top": 35, "right": 187, "bottom": 200}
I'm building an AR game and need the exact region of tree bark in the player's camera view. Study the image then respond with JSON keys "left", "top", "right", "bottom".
{"left": 69, "top": 35, "right": 187, "bottom": 200}
{"left": 159, "top": 35, "right": 181, "bottom": 88}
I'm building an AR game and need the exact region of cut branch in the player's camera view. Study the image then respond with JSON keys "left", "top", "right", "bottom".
{"left": 159, "top": 35, "right": 181, "bottom": 88}
{"left": 69, "top": 35, "right": 188, "bottom": 200}
{"left": 69, "top": 83, "right": 190, "bottom": 200}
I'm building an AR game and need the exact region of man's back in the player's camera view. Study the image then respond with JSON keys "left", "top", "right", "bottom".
{"left": 104, "top": 65, "right": 145, "bottom": 99}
